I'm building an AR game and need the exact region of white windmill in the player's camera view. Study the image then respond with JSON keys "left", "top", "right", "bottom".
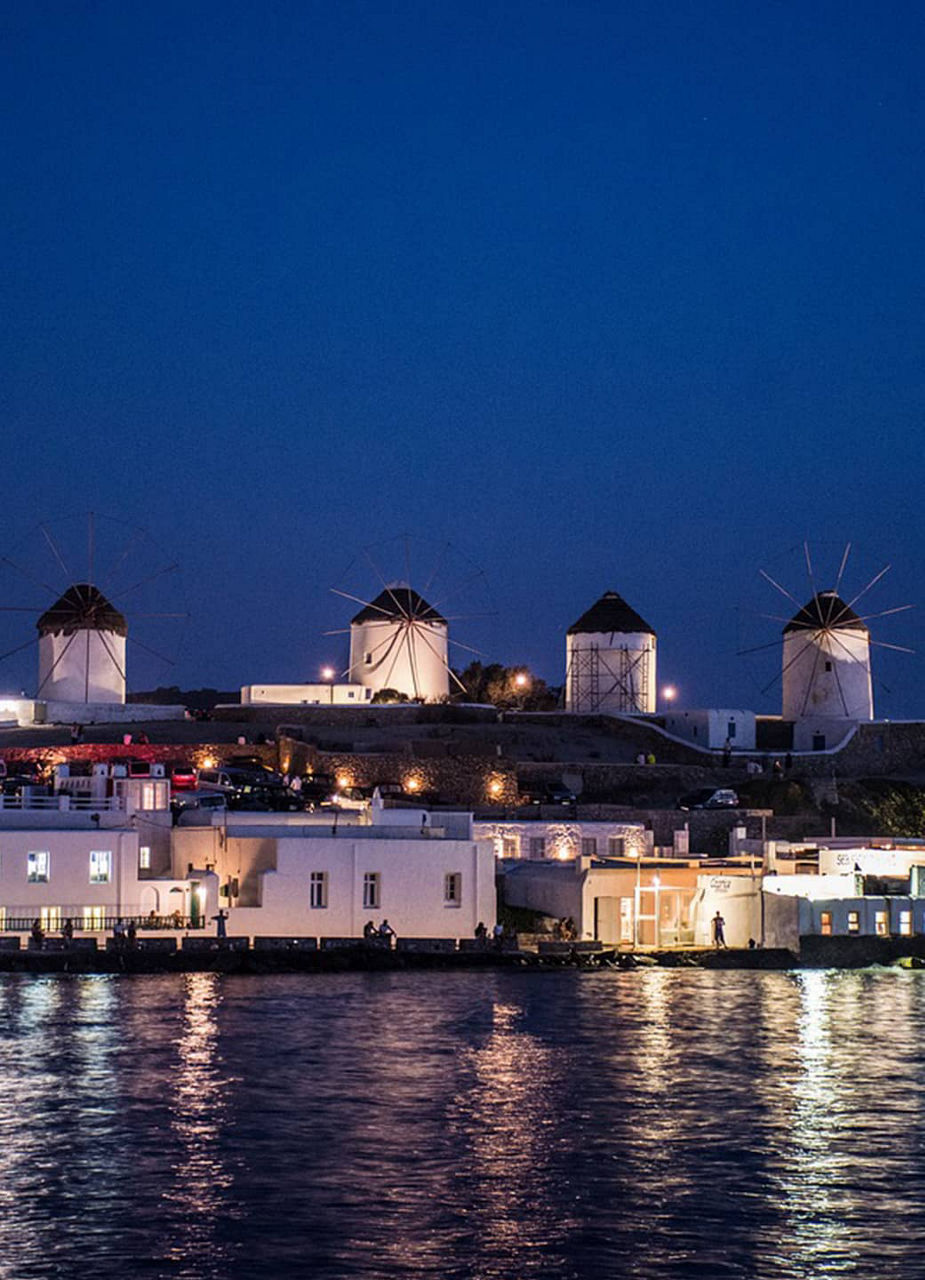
{"left": 328, "top": 537, "right": 492, "bottom": 702}
{"left": 37, "top": 583, "right": 128, "bottom": 704}
{"left": 0, "top": 513, "right": 187, "bottom": 716}
{"left": 565, "top": 590, "right": 657, "bottom": 714}
{"left": 348, "top": 585, "right": 450, "bottom": 701}
{"left": 741, "top": 543, "right": 913, "bottom": 748}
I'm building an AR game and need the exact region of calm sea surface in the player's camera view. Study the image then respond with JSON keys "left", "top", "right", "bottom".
{"left": 1, "top": 968, "right": 923, "bottom": 1280}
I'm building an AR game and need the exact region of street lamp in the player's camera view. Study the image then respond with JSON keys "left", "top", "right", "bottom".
{"left": 661, "top": 685, "right": 677, "bottom": 707}
{"left": 321, "top": 666, "right": 335, "bottom": 704}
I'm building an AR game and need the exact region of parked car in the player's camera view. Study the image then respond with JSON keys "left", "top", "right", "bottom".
{"left": 321, "top": 786, "right": 371, "bottom": 812}
{"left": 171, "top": 790, "right": 229, "bottom": 824}
{"left": 677, "top": 788, "right": 740, "bottom": 810}
{"left": 228, "top": 784, "right": 308, "bottom": 812}
{"left": 523, "top": 783, "right": 578, "bottom": 806}
{"left": 169, "top": 762, "right": 198, "bottom": 791}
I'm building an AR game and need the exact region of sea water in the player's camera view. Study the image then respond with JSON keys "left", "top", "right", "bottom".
{"left": 0, "top": 968, "right": 922, "bottom": 1279}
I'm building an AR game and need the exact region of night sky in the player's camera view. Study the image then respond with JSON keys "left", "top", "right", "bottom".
{"left": 2, "top": 1, "right": 923, "bottom": 714}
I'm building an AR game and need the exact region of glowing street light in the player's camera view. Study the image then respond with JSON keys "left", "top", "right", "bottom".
{"left": 661, "top": 685, "right": 677, "bottom": 707}
{"left": 321, "top": 665, "right": 335, "bottom": 704}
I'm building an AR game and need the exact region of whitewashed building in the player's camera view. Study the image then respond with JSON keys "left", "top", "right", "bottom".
{"left": 171, "top": 808, "right": 495, "bottom": 940}
{"left": 662, "top": 708, "right": 756, "bottom": 751}
{"left": 565, "top": 591, "right": 656, "bottom": 715}
{"left": 240, "top": 683, "right": 372, "bottom": 706}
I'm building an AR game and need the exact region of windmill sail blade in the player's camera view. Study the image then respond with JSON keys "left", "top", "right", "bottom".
{"left": 39, "top": 523, "right": 71, "bottom": 581}
{"left": 758, "top": 569, "right": 804, "bottom": 609}
{"left": 833, "top": 564, "right": 891, "bottom": 622}
{"left": 330, "top": 588, "right": 395, "bottom": 620}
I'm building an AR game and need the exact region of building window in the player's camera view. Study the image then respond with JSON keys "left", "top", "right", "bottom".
{"left": 90, "top": 851, "right": 112, "bottom": 884}
{"left": 27, "top": 851, "right": 49, "bottom": 883}
{"left": 875, "top": 911, "right": 889, "bottom": 937}
{"left": 40, "top": 906, "right": 61, "bottom": 932}
{"left": 84, "top": 906, "right": 105, "bottom": 931}
{"left": 581, "top": 837, "right": 597, "bottom": 857}
{"left": 0, "top": 907, "right": 5, "bottom": 932}
{"left": 139, "top": 845, "right": 151, "bottom": 870}
{"left": 364, "top": 653, "right": 372, "bottom": 665}
{"left": 363, "top": 872, "right": 380, "bottom": 910}
{"left": 309, "top": 871, "right": 328, "bottom": 909}
{"left": 847, "top": 911, "right": 860, "bottom": 934}
{"left": 528, "top": 837, "right": 546, "bottom": 859}
{"left": 820, "top": 911, "right": 832, "bottom": 936}
{"left": 444, "top": 873, "right": 462, "bottom": 906}
{"left": 501, "top": 837, "right": 518, "bottom": 859}
{"left": 727, "top": 720, "right": 737, "bottom": 740}
{"left": 142, "top": 783, "right": 157, "bottom": 810}
{"left": 608, "top": 837, "right": 625, "bottom": 857}
{"left": 899, "top": 910, "right": 912, "bottom": 937}
{"left": 825, "top": 661, "right": 832, "bottom": 672}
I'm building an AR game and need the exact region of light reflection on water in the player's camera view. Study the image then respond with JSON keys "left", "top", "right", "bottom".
{"left": 1, "top": 969, "right": 924, "bottom": 1279}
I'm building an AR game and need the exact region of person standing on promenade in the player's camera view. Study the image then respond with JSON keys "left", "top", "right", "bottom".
{"left": 378, "top": 919, "right": 395, "bottom": 948}
{"left": 712, "top": 911, "right": 727, "bottom": 949}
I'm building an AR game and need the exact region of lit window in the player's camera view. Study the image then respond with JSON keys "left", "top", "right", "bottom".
{"left": 40, "top": 906, "right": 61, "bottom": 932}
{"left": 444, "top": 873, "right": 462, "bottom": 906}
{"left": 847, "top": 911, "right": 860, "bottom": 934}
{"left": 27, "top": 851, "right": 49, "bottom": 883}
{"left": 581, "top": 838, "right": 597, "bottom": 857}
{"left": 820, "top": 911, "right": 832, "bottom": 936}
{"left": 501, "top": 837, "right": 518, "bottom": 859}
{"left": 84, "top": 906, "right": 105, "bottom": 931}
{"left": 529, "top": 837, "right": 546, "bottom": 859}
{"left": 875, "top": 911, "right": 889, "bottom": 937}
{"left": 309, "top": 871, "right": 328, "bottom": 909}
{"left": 899, "top": 911, "right": 912, "bottom": 937}
{"left": 139, "top": 845, "right": 151, "bottom": 870}
{"left": 142, "top": 783, "right": 156, "bottom": 810}
{"left": 608, "top": 837, "right": 625, "bottom": 857}
{"left": 0, "top": 907, "right": 5, "bottom": 932}
{"left": 90, "top": 851, "right": 112, "bottom": 884}
{"left": 363, "top": 872, "right": 380, "bottom": 910}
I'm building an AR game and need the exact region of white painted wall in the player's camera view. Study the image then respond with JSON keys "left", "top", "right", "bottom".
{"left": 173, "top": 826, "right": 496, "bottom": 939}
{"left": 38, "top": 629, "right": 126, "bottom": 704}
{"left": 782, "top": 625, "right": 873, "bottom": 721}
{"left": 0, "top": 825, "right": 188, "bottom": 926}
{"left": 241, "top": 683, "right": 372, "bottom": 706}
{"left": 663, "top": 708, "right": 757, "bottom": 750}
{"left": 690, "top": 874, "right": 762, "bottom": 947}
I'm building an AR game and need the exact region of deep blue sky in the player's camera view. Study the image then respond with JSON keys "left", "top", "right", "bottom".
{"left": 2, "top": 1, "right": 923, "bottom": 714}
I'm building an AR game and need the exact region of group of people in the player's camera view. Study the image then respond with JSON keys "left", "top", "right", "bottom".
{"left": 362, "top": 919, "right": 396, "bottom": 947}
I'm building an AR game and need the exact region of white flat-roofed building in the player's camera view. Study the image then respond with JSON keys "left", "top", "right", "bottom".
{"left": 240, "top": 683, "right": 373, "bottom": 706}
{"left": 662, "top": 708, "right": 756, "bottom": 751}
{"left": 172, "top": 809, "right": 495, "bottom": 939}
{"left": 0, "top": 818, "right": 189, "bottom": 933}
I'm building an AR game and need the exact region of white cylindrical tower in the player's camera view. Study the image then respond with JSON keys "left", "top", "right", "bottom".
{"left": 781, "top": 590, "right": 873, "bottom": 721}
{"left": 349, "top": 585, "right": 449, "bottom": 701}
{"left": 565, "top": 590, "right": 657, "bottom": 714}
{"left": 37, "top": 584, "right": 127, "bottom": 704}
